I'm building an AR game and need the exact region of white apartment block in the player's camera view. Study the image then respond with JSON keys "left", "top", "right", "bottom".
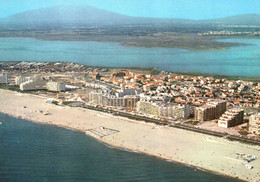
{"left": 15, "top": 76, "right": 40, "bottom": 85}
{"left": 20, "top": 79, "right": 47, "bottom": 91}
{"left": 249, "top": 113, "right": 260, "bottom": 135}
{"left": 46, "top": 82, "right": 66, "bottom": 92}
{"left": 0, "top": 74, "right": 8, "bottom": 84}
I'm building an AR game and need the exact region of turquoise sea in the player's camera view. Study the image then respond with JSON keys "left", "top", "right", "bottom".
{"left": 0, "top": 38, "right": 260, "bottom": 76}
{"left": 0, "top": 113, "right": 240, "bottom": 182}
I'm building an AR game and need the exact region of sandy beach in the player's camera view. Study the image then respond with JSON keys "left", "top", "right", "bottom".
{"left": 0, "top": 89, "right": 259, "bottom": 182}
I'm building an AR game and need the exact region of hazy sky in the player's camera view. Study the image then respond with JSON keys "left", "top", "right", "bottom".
{"left": 0, "top": 0, "right": 259, "bottom": 19}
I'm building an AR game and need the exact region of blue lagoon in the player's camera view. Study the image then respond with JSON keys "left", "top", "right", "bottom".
{"left": 0, "top": 38, "right": 260, "bottom": 76}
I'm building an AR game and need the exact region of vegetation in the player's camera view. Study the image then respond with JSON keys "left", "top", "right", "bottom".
{"left": 52, "top": 101, "right": 59, "bottom": 105}
{"left": 0, "top": 31, "right": 246, "bottom": 50}
{"left": 185, "top": 120, "right": 199, "bottom": 125}
{"left": 62, "top": 101, "right": 79, "bottom": 106}
{"left": 0, "top": 84, "right": 20, "bottom": 91}
{"left": 238, "top": 130, "right": 249, "bottom": 136}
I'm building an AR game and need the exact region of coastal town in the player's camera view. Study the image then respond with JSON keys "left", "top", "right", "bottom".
{"left": 0, "top": 61, "right": 259, "bottom": 139}
{"left": 1, "top": 61, "right": 260, "bottom": 181}
{"left": 198, "top": 30, "right": 260, "bottom": 36}
{"left": 1, "top": 1, "right": 260, "bottom": 182}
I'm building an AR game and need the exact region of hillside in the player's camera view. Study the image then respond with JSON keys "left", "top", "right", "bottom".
{"left": 201, "top": 14, "right": 260, "bottom": 25}
{"left": 0, "top": 5, "right": 134, "bottom": 26}
{"left": 0, "top": 5, "right": 260, "bottom": 27}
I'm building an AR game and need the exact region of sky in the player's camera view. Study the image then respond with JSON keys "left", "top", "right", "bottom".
{"left": 0, "top": 0, "right": 259, "bottom": 19}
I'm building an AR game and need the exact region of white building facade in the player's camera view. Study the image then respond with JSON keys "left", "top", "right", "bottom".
{"left": 0, "top": 74, "right": 8, "bottom": 84}
{"left": 46, "top": 82, "right": 66, "bottom": 92}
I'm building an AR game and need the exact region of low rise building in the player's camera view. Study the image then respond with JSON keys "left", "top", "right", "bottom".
{"left": 86, "top": 82, "right": 109, "bottom": 90}
{"left": 0, "top": 74, "right": 8, "bottom": 84}
{"left": 248, "top": 113, "right": 260, "bottom": 135}
{"left": 92, "top": 72, "right": 101, "bottom": 80}
{"left": 218, "top": 108, "right": 244, "bottom": 128}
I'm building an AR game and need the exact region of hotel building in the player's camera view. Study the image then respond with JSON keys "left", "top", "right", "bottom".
{"left": 218, "top": 108, "right": 244, "bottom": 128}
{"left": 20, "top": 79, "right": 47, "bottom": 91}
{"left": 194, "top": 100, "right": 227, "bottom": 121}
{"left": 249, "top": 113, "right": 260, "bottom": 135}
{"left": 15, "top": 76, "right": 40, "bottom": 85}
{"left": 137, "top": 101, "right": 190, "bottom": 119}
{"left": 46, "top": 82, "right": 66, "bottom": 92}
{"left": 0, "top": 74, "right": 8, "bottom": 84}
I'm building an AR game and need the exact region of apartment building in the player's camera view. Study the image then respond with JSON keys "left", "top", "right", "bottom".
{"left": 88, "top": 91, "right": 139, "bottom": 110}
{"left": 15, "top": 76, "right": 40, "bottom": 85}
{"left": 20, "top": 79, "right": 47, "bottom": 91}
{"left": 249, "top": 113, "right": 260, "bottom": 135}
{"left": 0, "top": 74, "right": 8, "bottom": 84}
{"left": 218, "top": 108, "right": 244, "bottom": 128}
{"left": 137, "top": 101, "right": 160, "bottom": 116}
{"left": 194, "top": 100, "right": 227, "bottom": 121}
{"left": 46, "top": 82, "right": 66, "bottom": 92}
{"left": 137, "top": 100, "right": 190, "bottom": 119}
{"left": 158, "top": 104, "right": 191, "bottom": 119}
{"left": 88, "top": 92, "right": 103, "bottom": 105}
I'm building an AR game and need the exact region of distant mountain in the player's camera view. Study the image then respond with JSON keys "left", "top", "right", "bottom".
{"left": 200, "top": 14, "right": 260, "bottom": 25}
{"left": 0, "top": 5, "right": 134, "bottom": 26}
{"left": 0, "top": 5, "right": 199, "bottom": 28}
{"left": 0, "top": 5, "right": 260, "bottom": 28}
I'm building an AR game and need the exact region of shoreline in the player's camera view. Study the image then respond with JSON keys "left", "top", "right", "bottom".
{"left": 1, "top": 60, "right": 260, "bottom": 81}
{"left": 0, "top": 35, "right": 245, "bottom": 51}
{"left": 88, "top": 135, "right": 242, "bottom": 182}
{"left": 0, "top": 89, "right": 259, "bottom": 182}
{"left": 1, "top": 111, "right": 240, "bottom": 182}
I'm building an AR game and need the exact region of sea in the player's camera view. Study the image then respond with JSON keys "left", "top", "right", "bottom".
{"left": 0, "top": 37, "right": 253, "bottom": 181}
{"left": 0, "top": 113, "right": 240, "bottom": 182}
{"left": 0, "top": 38, "right": 260, "bottom": 76}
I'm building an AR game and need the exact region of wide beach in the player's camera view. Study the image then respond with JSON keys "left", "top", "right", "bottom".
{"left": 0, "top": 89, "right": 259, "bottom": 182}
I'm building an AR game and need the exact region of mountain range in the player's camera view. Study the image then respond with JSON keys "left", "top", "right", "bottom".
{"left": 0, "top": 5, "right": 260, "bottom": 27}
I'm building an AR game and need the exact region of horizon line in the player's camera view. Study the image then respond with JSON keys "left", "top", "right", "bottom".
{"left": 1, "top": 4, "right": 260, "bottom": 21}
